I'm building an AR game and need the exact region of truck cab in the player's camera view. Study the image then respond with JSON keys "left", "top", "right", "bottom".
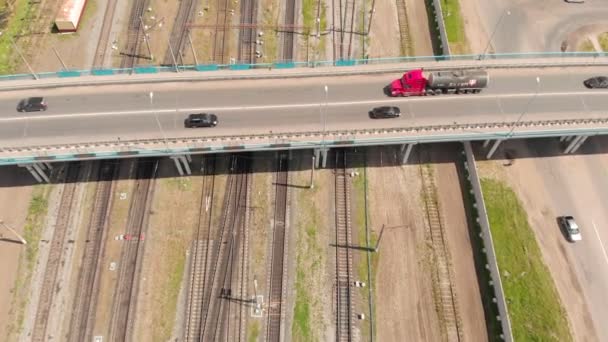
{"left": 390, "top": 69, "right": 427, "bottom": 97}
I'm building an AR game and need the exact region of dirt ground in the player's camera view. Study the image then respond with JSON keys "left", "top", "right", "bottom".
{"left": 0, "top": 168, "right": 35, "bottom": 338}
{"left": 476, "top": 138, "right": 608, "bottom": 342}
{"left": 366, "top": 145, "right": 487, "bottom": 342}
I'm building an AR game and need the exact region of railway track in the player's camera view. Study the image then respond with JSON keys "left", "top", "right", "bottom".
{"left": 67, "top": 160, "right": 118, "bottom": 342}
{"left": 238, "top": 0, "right": 258, "bottom": 63}
{"left": 108, "top": 159, "right": 158, "bottom": 342}
{"left": 334, "top": 150, "right": 353, "bottom": 342}
{"left": 213, "top": 0, "right": 231, "bottom": 64}
{"left": 120, "top": 0, "right": 148, "bottom": 69}
{"left": 266, "top": 153, "right": 289, "bottom": 341}
{"left": 184, "top": 157, "right": 216, "bottom": 342}
{"left": 92, "top": 0, "right": 119, "bottom": 68}
{"left": 332, "top": 0, "right": 358, "bottom": 61}
{"left": 201, "top": 156, "right": 250, "bottom": 341}
{"left": 164, "top": 0, "right": 197, "bottom": 66}
{"left": 395, "top": 0, "right": 412, "bottom": 56}
{"left": 419, "top": 160, "right": 463, "bottom": 342}
{"left": 281, "top": 0, "right": 296, "bottom": 61}
{"left": 31, "top": 162, "right": 82, "bottom": 342}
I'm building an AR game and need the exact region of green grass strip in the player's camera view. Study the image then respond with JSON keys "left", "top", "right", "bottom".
{"left": 6, "top": 185, "right": 50, "bottom": 338}
{"left": 0, "top": 0, "right": 35, "bottom": 74}
{"left": 440, "top": 0, "right": 468, "bottom": 54}
{"left": 481, "top": 178, "right": 572, "bottom": 341}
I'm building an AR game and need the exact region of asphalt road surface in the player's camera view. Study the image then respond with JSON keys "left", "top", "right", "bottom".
{"left": 496, "top": 137, "right": 608, "bottom": 341}
{"left": 1, "top": 67, "right": 608, "bottom": 148}
{"left": 469, "top": 0, "right": 608, "bottom": 52}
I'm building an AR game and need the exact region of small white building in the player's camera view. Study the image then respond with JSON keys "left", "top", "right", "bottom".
{"left": 54, "top": 0, "right": 88, "bottom": 33}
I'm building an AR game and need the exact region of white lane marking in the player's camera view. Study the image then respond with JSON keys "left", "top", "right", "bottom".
{"left": 0, "top": 90, "right": 606, "bottom": 123}
{"left": 591, "top": 220, "right": 608, "bottom": 267}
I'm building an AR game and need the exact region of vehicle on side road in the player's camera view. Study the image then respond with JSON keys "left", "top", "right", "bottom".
{"left": 184, "top": 113, "right": 218, "bottom": 128}
{"left": 369, "top": 106, "right": 401, "bottom": 119}
{"left": 583, "top": 76, "right": 608, "bottom": 89}
{"left": 387, "top": 69, "right": 489, "bottom": 97}
{"left": 558, "top": 216, "right": 582, "bottom": 242}
{"left": 17, "top": 97, "right": 47, "bottom": 112}
{"left": 565, "top": 0, "right": 584, "bottom": 3}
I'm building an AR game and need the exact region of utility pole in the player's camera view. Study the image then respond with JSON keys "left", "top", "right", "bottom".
{"left": 0, "top": 220, "right": 27, "bottom": 245}
{"left": 309, "top": 154, "right": 315, "bottom": 189}
{"left": 52, "top": 47, "right": 68, "bottom": 71}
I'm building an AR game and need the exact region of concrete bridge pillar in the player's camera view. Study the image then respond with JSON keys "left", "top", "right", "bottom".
{"left": 486, "top": 139, "right": 503, "bottom": 159}
{"left": 18, "top": 163, "right": 51, "bottom": 183}
{"left": 564, "top": 135, "right": 589, "bottom": 154}
{"left": 314, "top": 148, "right": 329, "bottom": 168}
{"left": 171, "top": 155, "right": 192, "bottom": 176}
{"left": 400, "top": 143, "right": 417, "bottom": 164}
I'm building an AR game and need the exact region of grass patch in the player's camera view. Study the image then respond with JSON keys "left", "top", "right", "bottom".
{"left": 151, "top": 237, "right": 187, "bottom": 340}
{"left": 291, "top": 182, "right": 324, "bottom": 341}
{"left": 162, "top": 177, "right": 193, "bottom": 192}
{"left": 424, "top": 0, "right": 444, "bottom": 55}
{"left": 481, "top": 178, "right": 572, "bottom": 341}
{"left": 440, "top": 0, "right": 468, "bottom": 54}
{"left": 247, "top": 320, "right": 260, "bottom": 342}
{"left": 577, "top": 39, "right": 596, "bottom": 52}
{"left": 6, "top": 185, "right": 51, "bottom": 338}
{"left": 0, "top": 0, "right": 36, "bottom": 74}
{"left": 598, "top": 32, "right": 608, "bottom": 52}
{"left": 301, "top": 0, "right": 327, "bottom": 62}
{"left": 261, "top": 1, "right": 279, "bottom": 63}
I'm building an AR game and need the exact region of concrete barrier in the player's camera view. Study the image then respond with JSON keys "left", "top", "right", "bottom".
{"left": 462, "top": 141, "right": 513, "bottom": 341}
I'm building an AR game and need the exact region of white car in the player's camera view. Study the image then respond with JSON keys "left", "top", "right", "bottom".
{"left": 559, "top": 216, "right": 582, "bottom": 242}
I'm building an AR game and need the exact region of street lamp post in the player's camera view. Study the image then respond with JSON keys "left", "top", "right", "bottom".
{"left": 149, "top": 91, "right": 170, "bottom": 152}
{"left": 507, "top": 76, "right": 540, "bottom": 139}
{"left": 481, "top": 9, "right": 511, "bottom": 58}
{"left": 0, "top": 32, "right": 38, "bottom": 80}
{"left": 323, "top": 85, "right": 328, "bottom": 143}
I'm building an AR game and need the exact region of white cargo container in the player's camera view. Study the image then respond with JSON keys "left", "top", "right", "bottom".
{"left": 54, "top": 0, "right": 88, "bottom": 33}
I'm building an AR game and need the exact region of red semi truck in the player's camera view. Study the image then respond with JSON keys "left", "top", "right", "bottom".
{"left": 389, "top": 69, "right": 489, "bottom": 97}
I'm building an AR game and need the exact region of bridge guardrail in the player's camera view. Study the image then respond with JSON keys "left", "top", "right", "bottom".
{"left": 0, "top": 52, "right": 608, "bottom": 87}
{"left": 2, "top": 117, "right": 608, "bottom": 165}
{"left": 1, "top": 55, "right": 608, "bottom": 91}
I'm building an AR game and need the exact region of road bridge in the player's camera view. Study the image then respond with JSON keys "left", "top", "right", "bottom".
{"left": 2, "top": 65, "right": 608, "bottom": 181}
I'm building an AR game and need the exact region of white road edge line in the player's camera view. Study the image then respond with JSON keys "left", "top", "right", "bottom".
{"left": 591, "top": 220, "right": 608, "bottom": 267}
{"left": 0, "top": 90, "right": 605, "bottom": 123}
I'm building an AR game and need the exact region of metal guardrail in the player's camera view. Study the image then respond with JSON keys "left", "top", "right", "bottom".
{"left": 2, "top": 117, "right": 607, "bottom": 165}
{"left": 431, "top": 0, "right": 451, "bottom": 56}
{"left": 1, "top": 52, "right": 607, "bottom": 84}
{"left": 2, "top": 56, "right": 608, "bottom": 92}
{"left": 463, "top": 142, "right": 513, "bottom": 342}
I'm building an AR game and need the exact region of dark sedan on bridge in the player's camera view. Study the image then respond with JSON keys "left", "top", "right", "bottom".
{"left": 583, "top": 76, "right": 608, "bottom": 89}
{"left": 184, "top": 113, "right": 218, "bottom": 128}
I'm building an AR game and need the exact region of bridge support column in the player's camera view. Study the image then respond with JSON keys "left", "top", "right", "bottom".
{"left": 486, "top": 139, "right": 502, "bottom": 159}
{"left": 400, "top": 143, "right": 417, "bottom": 164}
{"left": 564, "top": 135, "right": 588, "bottom": 154}
{"left": 321, "top": 148, "right": 329, "bottom": 168}
{"left": 179, "top": 156, "right": 192, "bottom": 175}
{"left": 559, "top": 135, "right": 573, "bottom": 142}
{"left": 18, "top": 163, "right": 50, "bottom": 183}
{"left": 314, "top": 148, "right": 329, "bottom": 168}
{"left": 171, "top": 156, "right": 184, "bottom": 176}
{"left": 483, "top": 139, "right": 491, "bottom": 148}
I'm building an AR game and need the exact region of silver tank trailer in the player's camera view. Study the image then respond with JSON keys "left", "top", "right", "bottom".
{"left": 426, "top": 70, "right": 489, "bottom": 89}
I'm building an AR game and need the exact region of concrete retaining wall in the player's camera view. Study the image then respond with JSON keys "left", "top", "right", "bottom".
{"left": 462, "top": 141, "right": 513, "bottom": 341}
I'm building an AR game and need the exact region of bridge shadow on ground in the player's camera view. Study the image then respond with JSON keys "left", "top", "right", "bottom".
{"left": 3, "top": 135, "right": 608, "bottom": 187}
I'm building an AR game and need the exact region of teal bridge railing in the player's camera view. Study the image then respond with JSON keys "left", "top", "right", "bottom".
{"left": 0, "top": 51, "right": 606, "bottom": 82}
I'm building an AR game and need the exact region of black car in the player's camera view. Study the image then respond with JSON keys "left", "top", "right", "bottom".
{"left": 583, "top": 76, "right": 608, "bottom": 89}
{"left": 184, "top": 113, "right": 218, "bottom": 128}
{"left": 369, "top": 106, "right": 401, "bottom": 119}
{"left": 17, "top": 97, "right": 47, "bottom": 112}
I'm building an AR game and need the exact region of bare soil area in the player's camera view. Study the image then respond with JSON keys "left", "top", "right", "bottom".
{"left": 131, "top": 158, "right": 205, "bottom": 341}
{"left": 0, "top": 168, "right": 36, "bottom": 338}
{"left": 367, "top": 145, "right": 487, "bottom": 341}
{"left": 366, "top": 146, "right": 442, "bottom": 341}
